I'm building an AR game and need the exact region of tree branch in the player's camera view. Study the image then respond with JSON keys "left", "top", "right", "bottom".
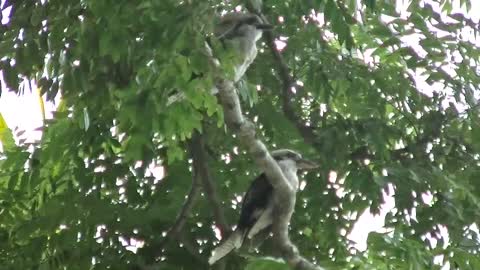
{"left": 157, "top": 159, "right": 201, "bottom": 250}
{"left": 157, "top": 131, "right": 231, "bottom": 249}
{"left": 210, "top": 50, "right": 325, "bottom": 270}
{"left": 143, "top": 160, "right": 203, "bottom": 269}
{"left": 147, "top": 133, "right": 230, "bottom": 269}
{"left": 190, "top": 131, "right": 230, "bottom": 235}
{"left": 244, "top": 7, "right": 318, "bottom": 147}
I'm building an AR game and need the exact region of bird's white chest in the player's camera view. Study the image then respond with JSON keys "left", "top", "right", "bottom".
{"left": 278, "top": 160, "right": 299, "bottom": 191}
{"left": 230, "top": 28, "right": 262, "bottom": 82}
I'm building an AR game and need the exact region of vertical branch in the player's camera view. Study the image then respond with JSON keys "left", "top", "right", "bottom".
{"left": 157, "top": 161, "right": 201, "bottom": 249}
{"left": 149, "top": 130, "right": 230, "bottom": 269}
{"left": 146, "top": 158, "right": 204, "bottom": 269}
{"left": 189, "top": 131, "right": 230, "bottom": 235}
{"left": 243, "top": 3, "right": 319, "bottom": 146}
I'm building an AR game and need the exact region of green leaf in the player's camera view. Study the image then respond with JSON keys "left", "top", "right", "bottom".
{"left": 166, "top": 144, "right": 184, "bottom": 164}
{"left": 0, "top": 113, "right": 16, "bottom": 152}
{"left": 1, "top": 62, "right": 19, "bottom": 92}
{"left": 365, "top": 0, "right": 376, "bottom": 10}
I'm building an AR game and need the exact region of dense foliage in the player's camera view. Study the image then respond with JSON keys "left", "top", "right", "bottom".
{"left": 1, "top": 0, "right": 480, "bottom": 269}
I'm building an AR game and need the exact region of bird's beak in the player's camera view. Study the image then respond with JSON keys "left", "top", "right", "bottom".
{"left": 297, "top": 158, "right": 319, "bottom": 170}
{"left": 255, "top": 23, "right": 273, "bottom": 31}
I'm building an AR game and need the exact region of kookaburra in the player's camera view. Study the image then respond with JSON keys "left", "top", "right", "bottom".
{"left": 208, "top": 149, "right": 318, "bottom": 264}
{"left": 167, "top": 12, "right": 271, "bottom": 105}
{"left": 214, "top": 12, "right": 272, "bottom": 82}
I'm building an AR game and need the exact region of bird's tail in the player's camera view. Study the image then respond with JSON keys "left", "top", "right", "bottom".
{"left": 208, "top": 229, "right": 244, "bottom": 265}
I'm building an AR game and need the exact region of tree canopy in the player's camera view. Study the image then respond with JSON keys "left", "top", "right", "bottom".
{"left": 1, "top": 0, "right": 480, "bottom": 269}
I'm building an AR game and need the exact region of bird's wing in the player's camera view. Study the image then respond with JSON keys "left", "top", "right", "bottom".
{"left": 209, "top": 174, "right": 274, "bottom": 264}
{"left": 237, "top": 173, "right": 274, "bottom": 231}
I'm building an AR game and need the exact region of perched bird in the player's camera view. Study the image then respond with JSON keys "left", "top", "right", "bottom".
{"left": 208, "top": 149, "right": 318, "bottom": 265}
{"left": 214, "top": 12, "right": 272, "bottom": 82}
{"left": 167, "top": 12, "right": 271, "bottom": 105}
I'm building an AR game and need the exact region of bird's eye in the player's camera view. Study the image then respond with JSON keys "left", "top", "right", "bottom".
{"left": 287, "top": 151, "right": 300, "bottom": 160}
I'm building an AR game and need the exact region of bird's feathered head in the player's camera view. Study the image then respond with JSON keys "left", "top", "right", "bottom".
{"left": 215, "top": 12, "right": 273, "bottom": 40}
{"left": 271, "top": 149, "right": 318, "bottom": 170}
